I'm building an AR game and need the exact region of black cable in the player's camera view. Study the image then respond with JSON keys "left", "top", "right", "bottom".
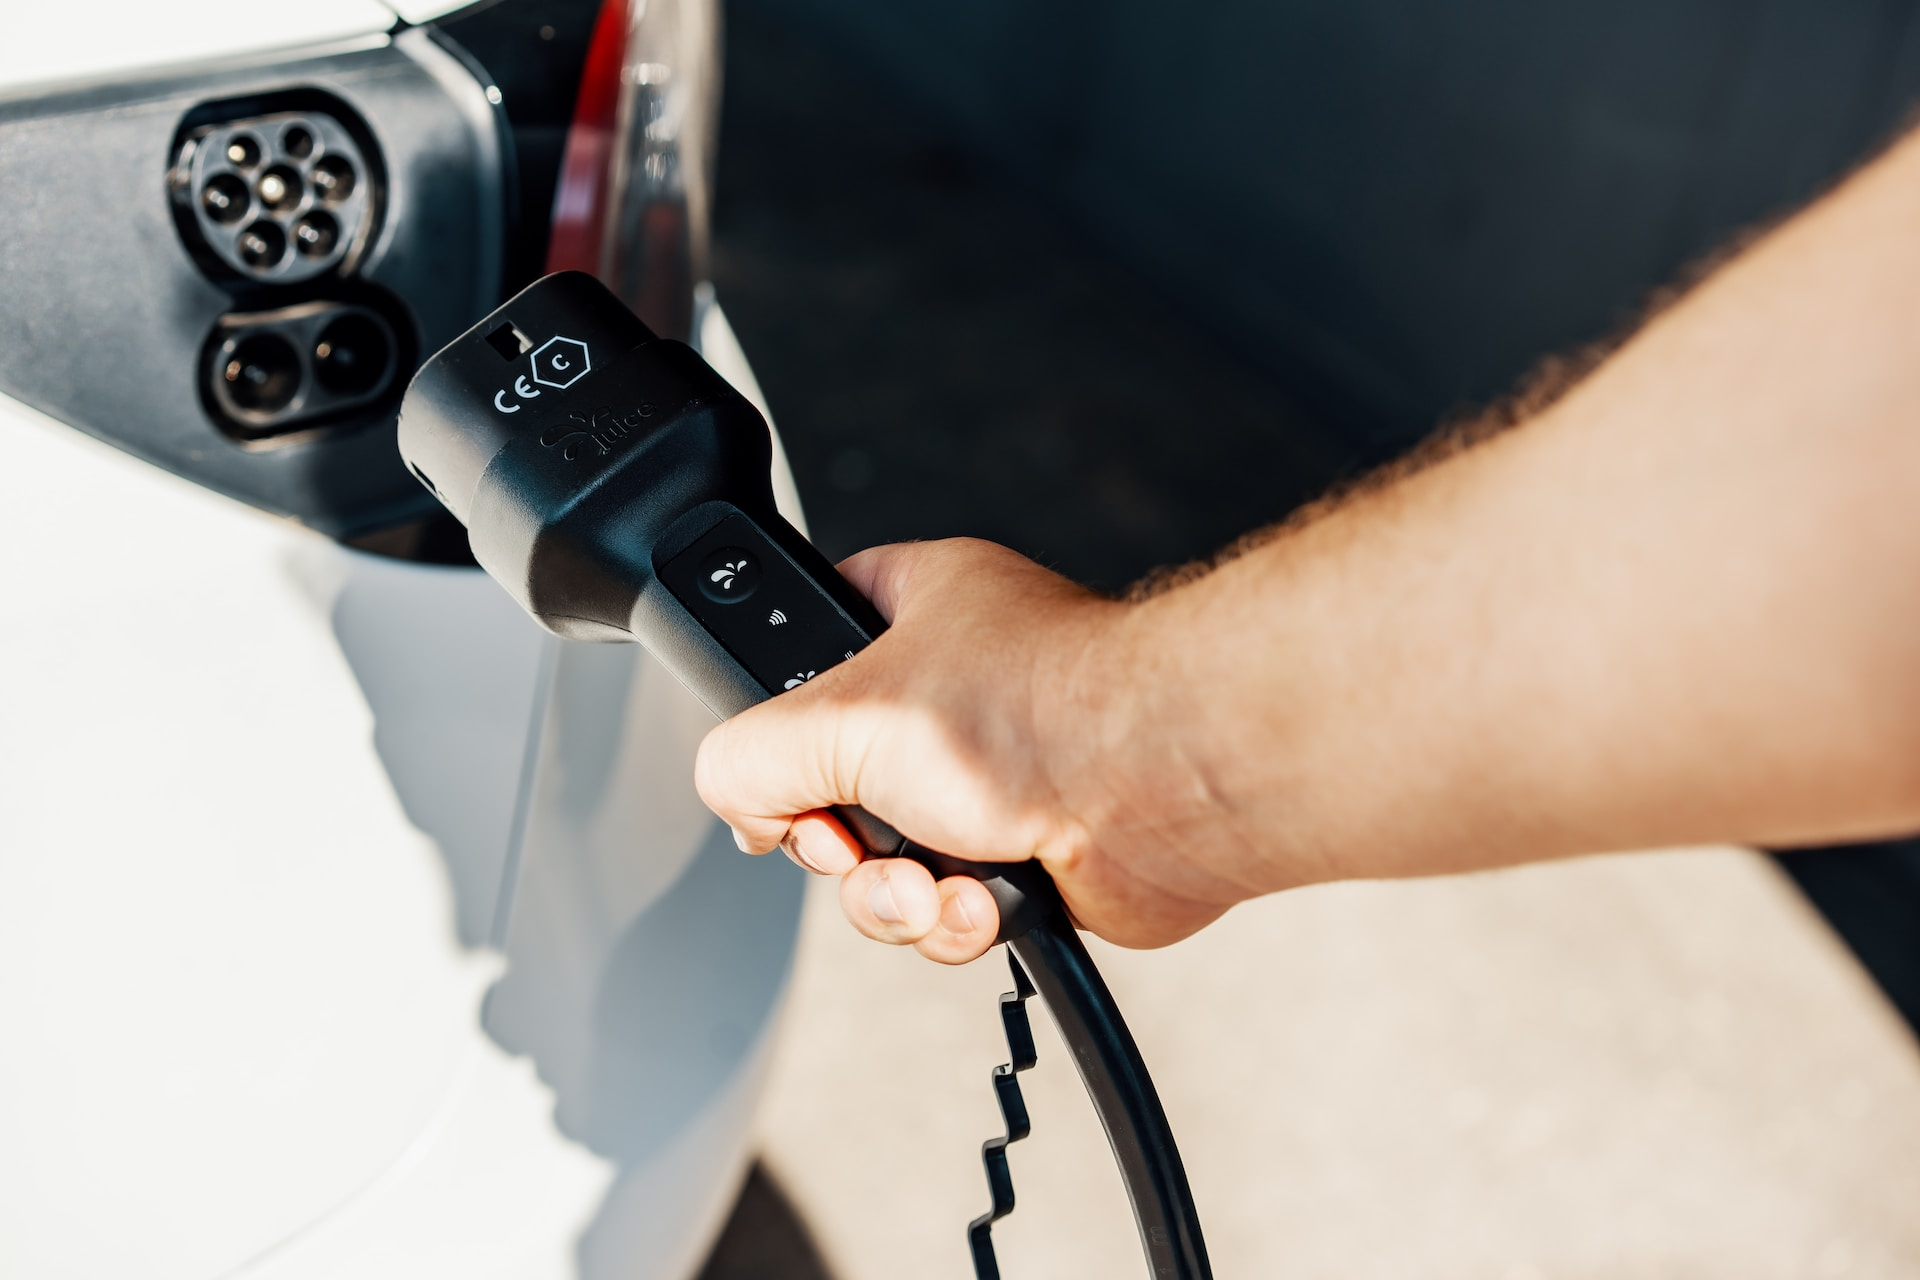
{"left": 966, "top": 949, "right": 1036, "bottom": 1277}
{"left": 844, "top": 792, "right": 1214, "bottom": 1277}
{"left": 964, "top": 915, "right": 1213, "bottom": 1280}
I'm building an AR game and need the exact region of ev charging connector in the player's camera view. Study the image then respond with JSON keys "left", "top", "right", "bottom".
{"left": 399, "top": 271, "right": 1210, "bottom": 1280}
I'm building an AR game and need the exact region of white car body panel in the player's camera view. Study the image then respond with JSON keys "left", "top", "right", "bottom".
{"left": 387, "top": 0, "right": 489, "bottom": 26}
{"left": 0, "top": 298, "right": 805, "bottom": 1278}
{"left": 0, "top": 0, "right": 399, "bottom": 97}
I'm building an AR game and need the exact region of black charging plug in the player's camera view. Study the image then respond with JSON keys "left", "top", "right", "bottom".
{"left": 398, "top": 270, "right": 1057, "bottom": 941}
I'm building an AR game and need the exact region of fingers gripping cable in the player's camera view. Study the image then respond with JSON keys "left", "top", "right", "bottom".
{"left": 398, "top": 271, "right": 1211, "bottom": 1279}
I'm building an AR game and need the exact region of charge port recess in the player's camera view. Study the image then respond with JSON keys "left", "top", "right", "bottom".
{"left": 204, "top": 301, "right": 400, "bottom": 441}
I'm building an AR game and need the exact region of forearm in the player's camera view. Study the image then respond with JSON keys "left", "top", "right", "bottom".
{"left": 697, "top": 127, "right": 1920, "bottom": 960}
{"left": 1094, "top": 128, "right": 1920, "bottom": 893}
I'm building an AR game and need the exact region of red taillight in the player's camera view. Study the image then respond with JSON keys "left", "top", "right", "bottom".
{"left": 545, "top": 0, "right": 632, "bottom": 277}
{"left": 543, "top": 0, "right": 717, "bottom": 340}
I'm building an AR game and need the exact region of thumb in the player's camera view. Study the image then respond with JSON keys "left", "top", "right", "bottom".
{"left": 835, "top": 540, "right": 933, "bottom": 625}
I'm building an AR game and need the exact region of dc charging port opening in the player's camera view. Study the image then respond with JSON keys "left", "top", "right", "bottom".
{"left": 222, "top": 333, "right": 302, "bottom": 414}
{"left": 203, "top": 300, "right": 408, "bottom": 441}
{"left": 313, "top": 313, "right": 393, "bottom": 396}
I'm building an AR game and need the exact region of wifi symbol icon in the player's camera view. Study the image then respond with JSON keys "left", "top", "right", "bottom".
{"left": 767, "top": 609, "right": 788, "bottom": 626}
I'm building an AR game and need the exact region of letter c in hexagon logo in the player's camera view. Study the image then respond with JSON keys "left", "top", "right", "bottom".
{"left": 529, "top": 336, "right": 591, "bottom": 390}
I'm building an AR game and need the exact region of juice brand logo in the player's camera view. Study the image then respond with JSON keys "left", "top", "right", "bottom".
{"left": 539, "top": 402, "right": 656, "bottom": 460}
{"left": 492, "top": 335, "right": 591, "bottom": 413}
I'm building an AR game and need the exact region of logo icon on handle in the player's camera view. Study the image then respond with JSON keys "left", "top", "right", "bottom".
{"left": 695, "top": 546, "right": 762, "bottom": 603}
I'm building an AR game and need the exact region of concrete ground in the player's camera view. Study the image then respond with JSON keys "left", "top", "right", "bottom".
{"left": 698, "top": 8, "right": 1920, "bottom": 1277}
{"left": 749, "top": 850, "right": 1920, "bottom": 1280}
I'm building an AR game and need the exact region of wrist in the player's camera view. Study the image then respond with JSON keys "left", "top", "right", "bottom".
{"left": 1031, "top": 583, "right": 1283, "bottom": 909}
{"left": 1024, "top": 594, "right": 1137, "bottom": 853}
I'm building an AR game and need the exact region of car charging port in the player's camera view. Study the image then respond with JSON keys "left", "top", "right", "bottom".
{"left": 170, "top": 105, "right": 379, "bottom": 286}
{"left": 202, "top": 300, "right": 405, "bottom": 441}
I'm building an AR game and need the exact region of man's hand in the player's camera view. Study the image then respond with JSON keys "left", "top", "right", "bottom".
{"left": 694, "top": 538, "right": 1248, "bottom": 964}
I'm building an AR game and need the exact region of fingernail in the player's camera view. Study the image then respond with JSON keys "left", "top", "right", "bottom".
{"left": 939, "top": 890, "right": 976, "bottom": 936}
{"left": 867, "top": 870, "right": 904, "bottom": 925}
{"left": 781, "top": 832, "right": 826, "bottom": 874}
{"left": 731, "top": 827, "right": 751, "bottom": 853}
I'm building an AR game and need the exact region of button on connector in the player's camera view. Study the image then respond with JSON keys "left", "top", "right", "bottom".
{"left": 697, "top": 546, "right": 762, "bottom": 603}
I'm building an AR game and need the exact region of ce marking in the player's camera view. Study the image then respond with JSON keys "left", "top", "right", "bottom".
{"left": 493, "top": 375, "right": 542, "bottom": 414}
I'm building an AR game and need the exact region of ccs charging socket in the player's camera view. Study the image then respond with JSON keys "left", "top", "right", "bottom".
{"left": 204, "top": 301, "right": 403, "bottom": 440}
